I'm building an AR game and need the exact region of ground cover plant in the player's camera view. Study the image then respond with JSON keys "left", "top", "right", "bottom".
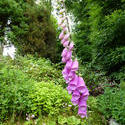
{"left": 0, "top": 56, "right": 106, "bottom": 125}
{"left": 97, "top": 83, "right": 125, "bottom": 125}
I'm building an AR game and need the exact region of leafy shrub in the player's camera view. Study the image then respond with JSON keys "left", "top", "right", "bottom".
{"left": 29, "top": 81, "right": 71, "bottom": 116}
{"left": 57, "top": 96, "right": 106, "bottom": 125}
{"left": 65, "top": 0, "right": 125, "bottom": 82}
{"left": 3, "top": 55, "right": 65, "bottom": 87}
{"left": 0, "top": 66, "right": 34, "bottom": 121}
{"left": 94, "top": 10, "right": 125, "bottom": 78}
{"left": 80, "top": 63, "right": 109, "bottom": 95}
{"left": 0, "top": 0, "right": 58, "bottom": 62}
{"left": 0, "top": 56, "right": 68, "bottom": 122}
{"left": 0, "top": 56, "right": 107, "bottom": 124}
{"left": 97, "top": 85, "right": 125, "bottom": 124}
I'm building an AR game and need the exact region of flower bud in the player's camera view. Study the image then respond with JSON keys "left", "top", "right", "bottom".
{"left": 69, "top": 42, "right": 74, "bottom": 50}
{"left": 59, "top": 31, "right": 65, "bottom": 40}
{"left": 64, "top": 33, "right": 70, "bottom": 40}
{"left": 63, "top": 40, "right": 69, "bottom": 47}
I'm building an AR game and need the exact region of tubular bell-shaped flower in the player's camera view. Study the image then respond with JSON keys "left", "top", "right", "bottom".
{"left": 67, "top": 85, "right": 73, "bottom": 94}
{"left": 78, "top": 106, "right": 87, "bottom": 118}
{"left": 59, "top": 31, "right": 65, "bottom": 40}
{"left": 65, "top": 59, "right": 72, "bottom": 69}
{"left": 57, "top": 0, "right": 89, "bottom": 118}
{"left": 72, "top": 90, "right": 80, "bottom": 101}
{"left": 63, "top": 50, "right": 72, "bottom": 62}
{"left": 68, "top": 42, "right": 74, "bottom": 50}
{"left": 63, "top": 40, "right": 69, "bottom": 47}
{"left": 64, "top": 33, "right": 70, "bottom": 41}
{"left": 60, "top": 23, "right": 66, "bottom": 29}
{"left": 69, "top": 75, "right": 78, "bottom": 91}
{"left": 71, "top": 96, "right": 79, "bottom": 106}
{"left": 71, "top": 59, "right": 79, "bottom": 71}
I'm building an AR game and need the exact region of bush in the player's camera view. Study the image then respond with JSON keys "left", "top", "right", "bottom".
{"left": 97, "top": 85, "right": 125, "bottom": 124}
{"left": 3, "top": 55, "right": 65, "bottom": 87}
{"left": 29, "top": 81, "right": 71, "bottom": 116}
{"left": 57, "top": 96, "right": 106, "bottom": 125}
{"left": 80, "top": 63, "right": 109, "bottom": 96}
{"left": 65, "top": 0, "right": 125, "bottom": 82}
{"left": 0, "top": 0, "right": 58, "bottom": 62}
{"left": 0, "top": 65, "right": 34, "bottom": 121}
{"left": 0, "top": 56, "right": 70, "bottom": 122}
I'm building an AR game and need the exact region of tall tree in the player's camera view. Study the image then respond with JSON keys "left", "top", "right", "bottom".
{"left": 0, "top": 0, "right": 57, "bottom": 62}
{"left": 65, "top": 0, "right": 125, "bottom": 80}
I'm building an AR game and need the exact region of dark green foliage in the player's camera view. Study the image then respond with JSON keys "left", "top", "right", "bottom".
{"left": 0, "top": 65, "right": 34, "bottom": 121}
{"left": 65, "top": 2, "right": 125, "bottom": 123}
{"left": 0, "top": 0, "right": 58, "bottom": 62}
{"left": 29, "top": 81, "right": 71, "bottom": 116}
{"left": 0, "top": 56, "right": 70, "bottom": 121}
{"left": 80, "top": 64, "right": 109, "bottom": 95}
{"left": 97, "top": 86, "right": 125, "bottom": 124}
{"left": 3, "top": 55, "right": 65, "bottom": 87}
{"left": 65, "top": 0, "right": 125, "bottom": 81}
{"left": 0, "top": 56, "right": 106, "bottom": 124}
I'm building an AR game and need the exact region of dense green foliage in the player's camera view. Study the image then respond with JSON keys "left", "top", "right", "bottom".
{"left": 65, "top": 1, "right": 125, "bottom": 124}
{"left": 0, "top": 56, "right": 106, "bottom": 124}
{"left": 0, "top": 0, "right": 58, "bottom": 62}
{"left": 0, "top": 56, "right": 70, "bottom": 121}
{"left": 65, "top": 0, "right": 125, "bottom": 81}
{"left": 29, "top": 81, "right": 71, "bottom": 116}
{"left": 97, "top": 84, "right": 125, "bottom": 124}
{"left": 6, "top": 55, "right": 65, "bottom": 85}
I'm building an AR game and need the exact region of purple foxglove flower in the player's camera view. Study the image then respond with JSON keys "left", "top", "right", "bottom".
{"left": 67, "top": 85, "right": 73, "bottom": 94}
{"left": 69, "top": 42, "right": 74, "bottom": 50}
{"left": 65, "top": 59, "right": 72, "bottom": 69}
{"left": 82, "top": 88, "right": 89, "bottom": 96}
{"left": 61, "top": 48, "right": 68, "bottom": 57}
{"left": 72, "top": 90, "right": 80, "bottom": 101}
{"left": 77, "top": 77, "right": 85, "bottom": 87}
{"left": 68, "top": 84, "right": 77, "bottom": 91}
{"left": 77, "top": 77, "right": 88, "bottom": 93}
{"left": 63, "top": 27, "right": 67, "bottom": 32}
{"left": 61, "top": 23, "right": 66, "bottom": 29}
{"left": 71, "top": 59, "right": 79, "bottom": 71}
{"left": 78, "top": 86, "right": 89, "bottom": 94}
{"left": 62, "top": 67, "right": 70, "bottom": 78}
{"left": 65, "top": 50, "right": 72, "bottom": 62}
{"left": 58, "top": 3, "right": 89, "bottom": 118}
{"left": 62, "top": 57, "right": 67, "bottom": 63}
{"left": 59, "top": 31, "right": 65, "bottom": 40}
{"left": 78, "top": 96, "right": 87, "bottom": 107}
{"left": 78, "top": 106, "right": 87, "bottom": 118}
{"left": 81, "top": 95, "right": 88, "bottom": 102}
{"left": 69, "top": 75, "right": 78, "bottom": 91}
{"left": 64, "top": 75, "right": 70, "bottom": 84}
{"left": 68, "top": 71, "right": 75, "bottom": 81}
{"left": 62, "top": 67, "right": 69, "bottom": 77}
{"left": 71, "top": 97, "right": 79, "bottom": 106}
{"left": 63, "top": 40, "right": 69, "bottom": 47}
{"left": 64, "top": 33, "right": 70, "bottom": 40}
{"left": 61, "top": 38, "right": 66, "bottom": 44}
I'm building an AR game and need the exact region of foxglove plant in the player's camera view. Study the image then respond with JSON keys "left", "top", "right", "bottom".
{"left": 56, "top": 0, "right": 89, "bottom": 118}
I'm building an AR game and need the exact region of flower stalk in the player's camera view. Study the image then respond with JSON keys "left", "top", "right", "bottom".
{"left": 56, "top": 0, "right": 89, "bottom": 118}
